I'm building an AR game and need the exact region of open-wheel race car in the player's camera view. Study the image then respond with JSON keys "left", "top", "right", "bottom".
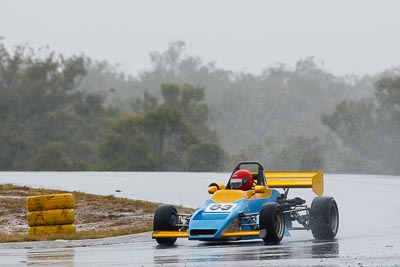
{"left": 152, "top": 161, "right": 339, "bottom": 245}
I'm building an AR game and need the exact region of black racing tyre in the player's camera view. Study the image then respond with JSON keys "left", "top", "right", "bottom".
{"left": 310, "top": 196, "right": 339, "bottom": 240}
{"left": 153, "top": 204, "right": 178, "bottom": 245}
{"left": 259, "top": 202, "right": 285, "bottom": 244}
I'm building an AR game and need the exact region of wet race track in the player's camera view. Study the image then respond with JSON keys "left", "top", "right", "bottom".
{"left": 1, "top": 173, "right": 400, "bottom": 266}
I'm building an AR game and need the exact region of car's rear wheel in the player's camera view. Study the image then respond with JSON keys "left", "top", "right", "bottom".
{"left": 259, "top": 202, "right": 285, "bottom": 244}
{"left": 310, "top": 196, "right": 339, "bottom": 240}
{"left": 153, "top": 204, "right": 178, "bottom": 245}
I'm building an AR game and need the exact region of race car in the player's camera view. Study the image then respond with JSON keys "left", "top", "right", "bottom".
{"left": 152, "top": 161, "right": 339, "bottom": 245}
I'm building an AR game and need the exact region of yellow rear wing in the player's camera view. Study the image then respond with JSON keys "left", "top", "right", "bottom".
{"left": 264, "top": 170, "right": 324, "bottom": 196}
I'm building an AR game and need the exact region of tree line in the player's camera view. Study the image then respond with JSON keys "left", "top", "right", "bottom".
{"left": 1, "top": 40, "right": 399, "bottom": 174}
{"left": 0, "top": 42, "right": 226, "bottom": 171}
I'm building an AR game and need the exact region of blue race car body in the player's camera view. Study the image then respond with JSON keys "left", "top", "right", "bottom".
{"left": 152, "top": 161, "right": 338, "bottom": 245}
{"left": 188, "top": 188, "right": 288, "bottom": 241}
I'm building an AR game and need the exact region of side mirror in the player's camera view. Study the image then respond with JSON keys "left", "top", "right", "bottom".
{"left": 208, "top": 186, "right": 218, "bottom": 194}
{"left": 254, "top": 185, "right": 266, "bottom": 193}
{"left": 208, "top": 182, "right": 225, "bottom": 194}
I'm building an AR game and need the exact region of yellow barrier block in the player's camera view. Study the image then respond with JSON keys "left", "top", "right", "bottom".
{"left": 27, "top": 209, "right": 75, "bottom": 227}
{"left": 26, "top": 193, "right": 74, "bottom": 212}
{"left": 28, "top": 224, "right": 76, "bottom": 236}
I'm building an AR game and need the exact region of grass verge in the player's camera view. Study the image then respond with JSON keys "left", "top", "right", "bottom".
{"left": 0, "top": 184, "right": 193, "bottom": 243}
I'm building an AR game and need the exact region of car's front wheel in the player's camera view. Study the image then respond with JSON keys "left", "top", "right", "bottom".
{"left": 259, "top": 202, "right": 285, "bottom": 244}
{"left": 153, "top": 204, "right": 178, "bottom": 245}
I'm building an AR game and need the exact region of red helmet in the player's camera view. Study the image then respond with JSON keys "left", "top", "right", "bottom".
{"left": 230, "top": 169, "right": 253, "bottom": 190}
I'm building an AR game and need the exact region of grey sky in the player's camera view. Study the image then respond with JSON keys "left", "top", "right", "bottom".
{"left": 2, "top": 0, "right": 400, "bottom": 76}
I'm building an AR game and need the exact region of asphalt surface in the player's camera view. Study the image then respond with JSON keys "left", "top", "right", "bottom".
{"left": 1, "top": 173, "right": 400, "bottom": 266}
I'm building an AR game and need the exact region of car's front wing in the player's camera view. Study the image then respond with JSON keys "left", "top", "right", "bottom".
{"left": 152, "top": 230, "right": 261, "bottom": 239}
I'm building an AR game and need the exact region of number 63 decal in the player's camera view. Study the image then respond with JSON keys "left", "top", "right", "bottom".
{"left": 205, "top": 203, "right": 237, "bottom": 212}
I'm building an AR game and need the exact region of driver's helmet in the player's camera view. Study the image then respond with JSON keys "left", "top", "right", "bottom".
{"left": 230, "top": 169, "right": 253, "bottom": 190}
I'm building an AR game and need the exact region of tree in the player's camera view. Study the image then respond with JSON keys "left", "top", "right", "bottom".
{"left": 321, "top": 99, "right": 376, "bottom": 153}
{"left": 374, "top": 77, "right": 400, "bottom": 173}
{"left": 184, "top": 143, "right": 227, "bottom": 171}
{"left": 131, "top": 91, "right": 158, "bottom": 113}
{"left": 251, "top": 135, "right": 325, "bottom": 170}
{"left": 321, "top": 75, "right": 400, "bottom": 174}
{"left": 0, "top": 40, "right": 118, "bottom": 170}
{"left": 375, "top": 76, "right": 400, "bottom": 122}
{"left": 161, "top": 83, "right": 214, "bottom": 140}
{"left": 0, "top": 42, "right": 86, "bottom": 169}
{"left": 32, "top": 142, "right": 72, "bottom": 171}
{"left": 0, "top": 134, "right": 27, "bottom": 170}
{"left": 130, "top": 83, "right": 224, "bottom": 171}
{"left": 97, "top": 115, "right": 155, "bottom": 171}
{"left": 142, "top": 105, "right": 196, "bottom": 170}
{"left": 134, "top": 83, "right": 217, "bottom": 143}
{"left": 104, "top": 83, "right": 227, "bottom": 171}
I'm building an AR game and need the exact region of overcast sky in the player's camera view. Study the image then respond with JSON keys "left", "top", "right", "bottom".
{"left": 2, "top": 0, "right": 400, "bottom": 77}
